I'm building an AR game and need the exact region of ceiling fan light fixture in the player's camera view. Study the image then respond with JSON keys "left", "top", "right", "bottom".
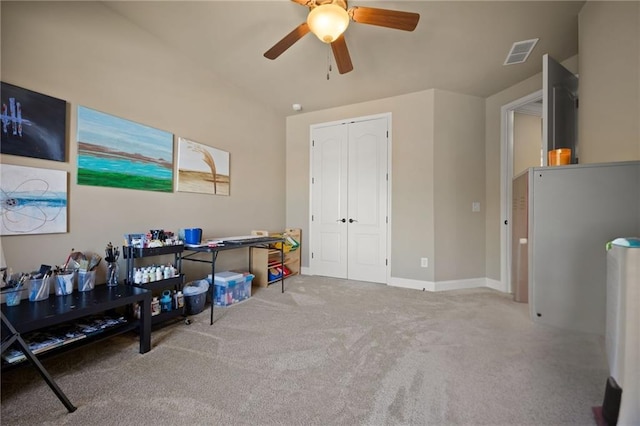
{"left": 307, "top": 4, "right": 350, "bottom": 44}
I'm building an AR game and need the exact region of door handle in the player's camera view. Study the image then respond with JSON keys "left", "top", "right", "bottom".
{"left": 337, "top": 218, "right": 346, "bottom": 223}
{"left": 349, "top": 218, "right": 358, "bottom": 223}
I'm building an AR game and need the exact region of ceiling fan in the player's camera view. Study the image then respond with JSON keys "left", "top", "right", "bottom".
{"left": 264, "top": 0, "right": 420, "bottom": 75}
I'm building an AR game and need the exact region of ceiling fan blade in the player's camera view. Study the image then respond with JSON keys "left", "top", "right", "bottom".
{"left": 290, "top": 0, "right": 313, "bottom": 5}
{"left": 349, "top": 6, "right": 420, "bottom": 31}
{"left": 264, "top": 22, "right": 310, "bottom": 60}
{"left": 331, "top": 35, "right": 353, "bottom": 74}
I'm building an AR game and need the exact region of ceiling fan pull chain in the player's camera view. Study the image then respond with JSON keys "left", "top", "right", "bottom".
{"left": 327, "top": 45, "right": 332, "bottom": 80}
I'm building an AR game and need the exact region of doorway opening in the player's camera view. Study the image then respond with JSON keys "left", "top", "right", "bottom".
{"left": 500, "top": 90, "right": 542, "bottom": 295}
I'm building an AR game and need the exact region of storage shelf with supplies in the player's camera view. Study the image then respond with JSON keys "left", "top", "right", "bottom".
{"left": 250, "top": 228, "right": 301, "bottom": 287}
{"left": 123, "top": 244, "right": 186, "bottom": 326}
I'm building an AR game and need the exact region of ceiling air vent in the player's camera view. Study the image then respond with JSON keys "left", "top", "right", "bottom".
{"left": 504, "top": 38, "right": 539, "bottom": 65}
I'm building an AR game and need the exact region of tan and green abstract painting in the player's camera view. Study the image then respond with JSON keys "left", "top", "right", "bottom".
{"left": 177, "top": 137, "right": 229, "bottom": 195}
{"left": 76, "top": 106, "right": 174, "bottom": 192}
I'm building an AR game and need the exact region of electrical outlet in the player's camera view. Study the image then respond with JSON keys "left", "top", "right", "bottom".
{"left": 421, "top": 257, "right": 428, "bottom": 268}
{"left": 472, "top": 202, "right": 481, "bottom": 212}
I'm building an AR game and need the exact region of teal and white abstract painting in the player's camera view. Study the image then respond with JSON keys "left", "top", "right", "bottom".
{"left": 0, "top": 164, "right": 67, "bottom": 235}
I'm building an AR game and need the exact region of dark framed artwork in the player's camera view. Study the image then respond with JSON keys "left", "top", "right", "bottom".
{"left": 76, "top": 106, "right": 174, "bottom": 192}
{"left": 0, "top": 82, "right": 67, "bottom": 162}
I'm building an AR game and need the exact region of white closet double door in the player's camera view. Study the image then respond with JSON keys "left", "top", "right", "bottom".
{"left": 310, "top": 116, "right": 389, "bottom": 283}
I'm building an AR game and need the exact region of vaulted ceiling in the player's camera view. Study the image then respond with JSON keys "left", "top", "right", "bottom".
{"left": 104, "top": 1, "right": 584, "bottom": 117}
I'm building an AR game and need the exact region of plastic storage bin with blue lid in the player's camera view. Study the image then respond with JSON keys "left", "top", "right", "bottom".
{"left": 208, "top": 271, "right": 254, "bottom": 307}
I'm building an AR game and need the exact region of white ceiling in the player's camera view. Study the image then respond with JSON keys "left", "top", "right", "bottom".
{"left": 104, "top": 0, "right": 584, "bottom": 118}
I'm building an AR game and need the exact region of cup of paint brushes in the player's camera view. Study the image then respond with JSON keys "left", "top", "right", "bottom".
{"left": 5, "top": 276, "right": 27, "bottom": 306}
{"left": 29, "top": 274, "right": 52, "bottom": 302}
{"left": 77, "top": 270, "right": 96, "bottom": 292}
{"left": 55, "top": 270, "right": 75, "bottom": 296}
{"left": 105, "top": 242, "right": 119, "bottom": 287}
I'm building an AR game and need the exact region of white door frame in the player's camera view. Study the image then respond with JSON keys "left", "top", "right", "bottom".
{"left": 308, "top": 112, "right": 393, "bottom": 283}
{"left": 500, "top": 90, "right": 542, "bottom": 293}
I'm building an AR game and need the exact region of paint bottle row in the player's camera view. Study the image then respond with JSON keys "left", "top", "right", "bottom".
{"left": 132, "top": 264, "right": 177, "bottom": 284}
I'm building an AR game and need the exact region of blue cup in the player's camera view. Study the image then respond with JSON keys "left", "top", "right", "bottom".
{"left": 184, "top": 228, "right": 202, "bottom": 245}
{"left": 5, "top": 288, "right": 23, "bottom": 306}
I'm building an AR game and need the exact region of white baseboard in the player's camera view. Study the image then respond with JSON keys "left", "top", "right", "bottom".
{"left": 301, "top": 269, "right": 510, "bottom": 295}
{"left": 432, "top": 278, "right": 488, "bottom": 291}
{"left": 388, "top": 277, "right": 437, "bottom": 291}
{"left": 486, "top": 278, "right": 507, "bottom": 292}
{"left": 389, "top": 276, "right": 509, "bottom": 293}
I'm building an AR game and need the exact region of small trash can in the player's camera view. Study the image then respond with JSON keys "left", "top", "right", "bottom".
{"left": 183, "top": 279, "right": 209, "bottom": 315}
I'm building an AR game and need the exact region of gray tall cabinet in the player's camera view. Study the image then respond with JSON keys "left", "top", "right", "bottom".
{"left": 513, "top": 161, "right": 640, "bottom": 334}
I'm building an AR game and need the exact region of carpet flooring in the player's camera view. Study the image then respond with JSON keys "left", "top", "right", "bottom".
{"left": 1, "top": 275, "right": 607, "bottom": 425}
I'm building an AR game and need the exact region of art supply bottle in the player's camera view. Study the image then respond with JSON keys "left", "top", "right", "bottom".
{"left": 151, "top": 297, "right": 161, "bottom": 316}
{"left": 174, "top": 290, "right": 184, "bottom": 310}
{"left": 155, "top": 267, "right": 163, "bottom": 282}
{"left": 160, "top": 290, "right": 172, "bottom": 312}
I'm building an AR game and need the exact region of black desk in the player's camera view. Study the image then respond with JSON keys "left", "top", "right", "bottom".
{"left": 182, "top": 237, "right": 285, "bottom": 325}
{"left": 1, "top": 284, "right": 151, "bottom": 413}
{"left": 1, "top": 284, "right": 152, "bottom": 354}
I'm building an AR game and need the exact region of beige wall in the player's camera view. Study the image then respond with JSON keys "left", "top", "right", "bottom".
{"left": 513, "top": 112, "right": 542, "bottom": 175}
{"left": 2, "top": 1, "right": 637, "bottom": 290}
{"left": 286, "top": 91, "right": 436, "bottom": 281}
{"left": 0, "top": 2, "right": 285, "bottom": 280}
{"left": 578, "top": 1, "right": 640, "bottom": 163}
{"left": 286, "top": 89, "right": 485, "bottom": 283}
{"left": 433, "top": 90, "right": 486, "bottom": 281}
{"left": 484, "top": 0, "right": 639, "bottom": 283}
